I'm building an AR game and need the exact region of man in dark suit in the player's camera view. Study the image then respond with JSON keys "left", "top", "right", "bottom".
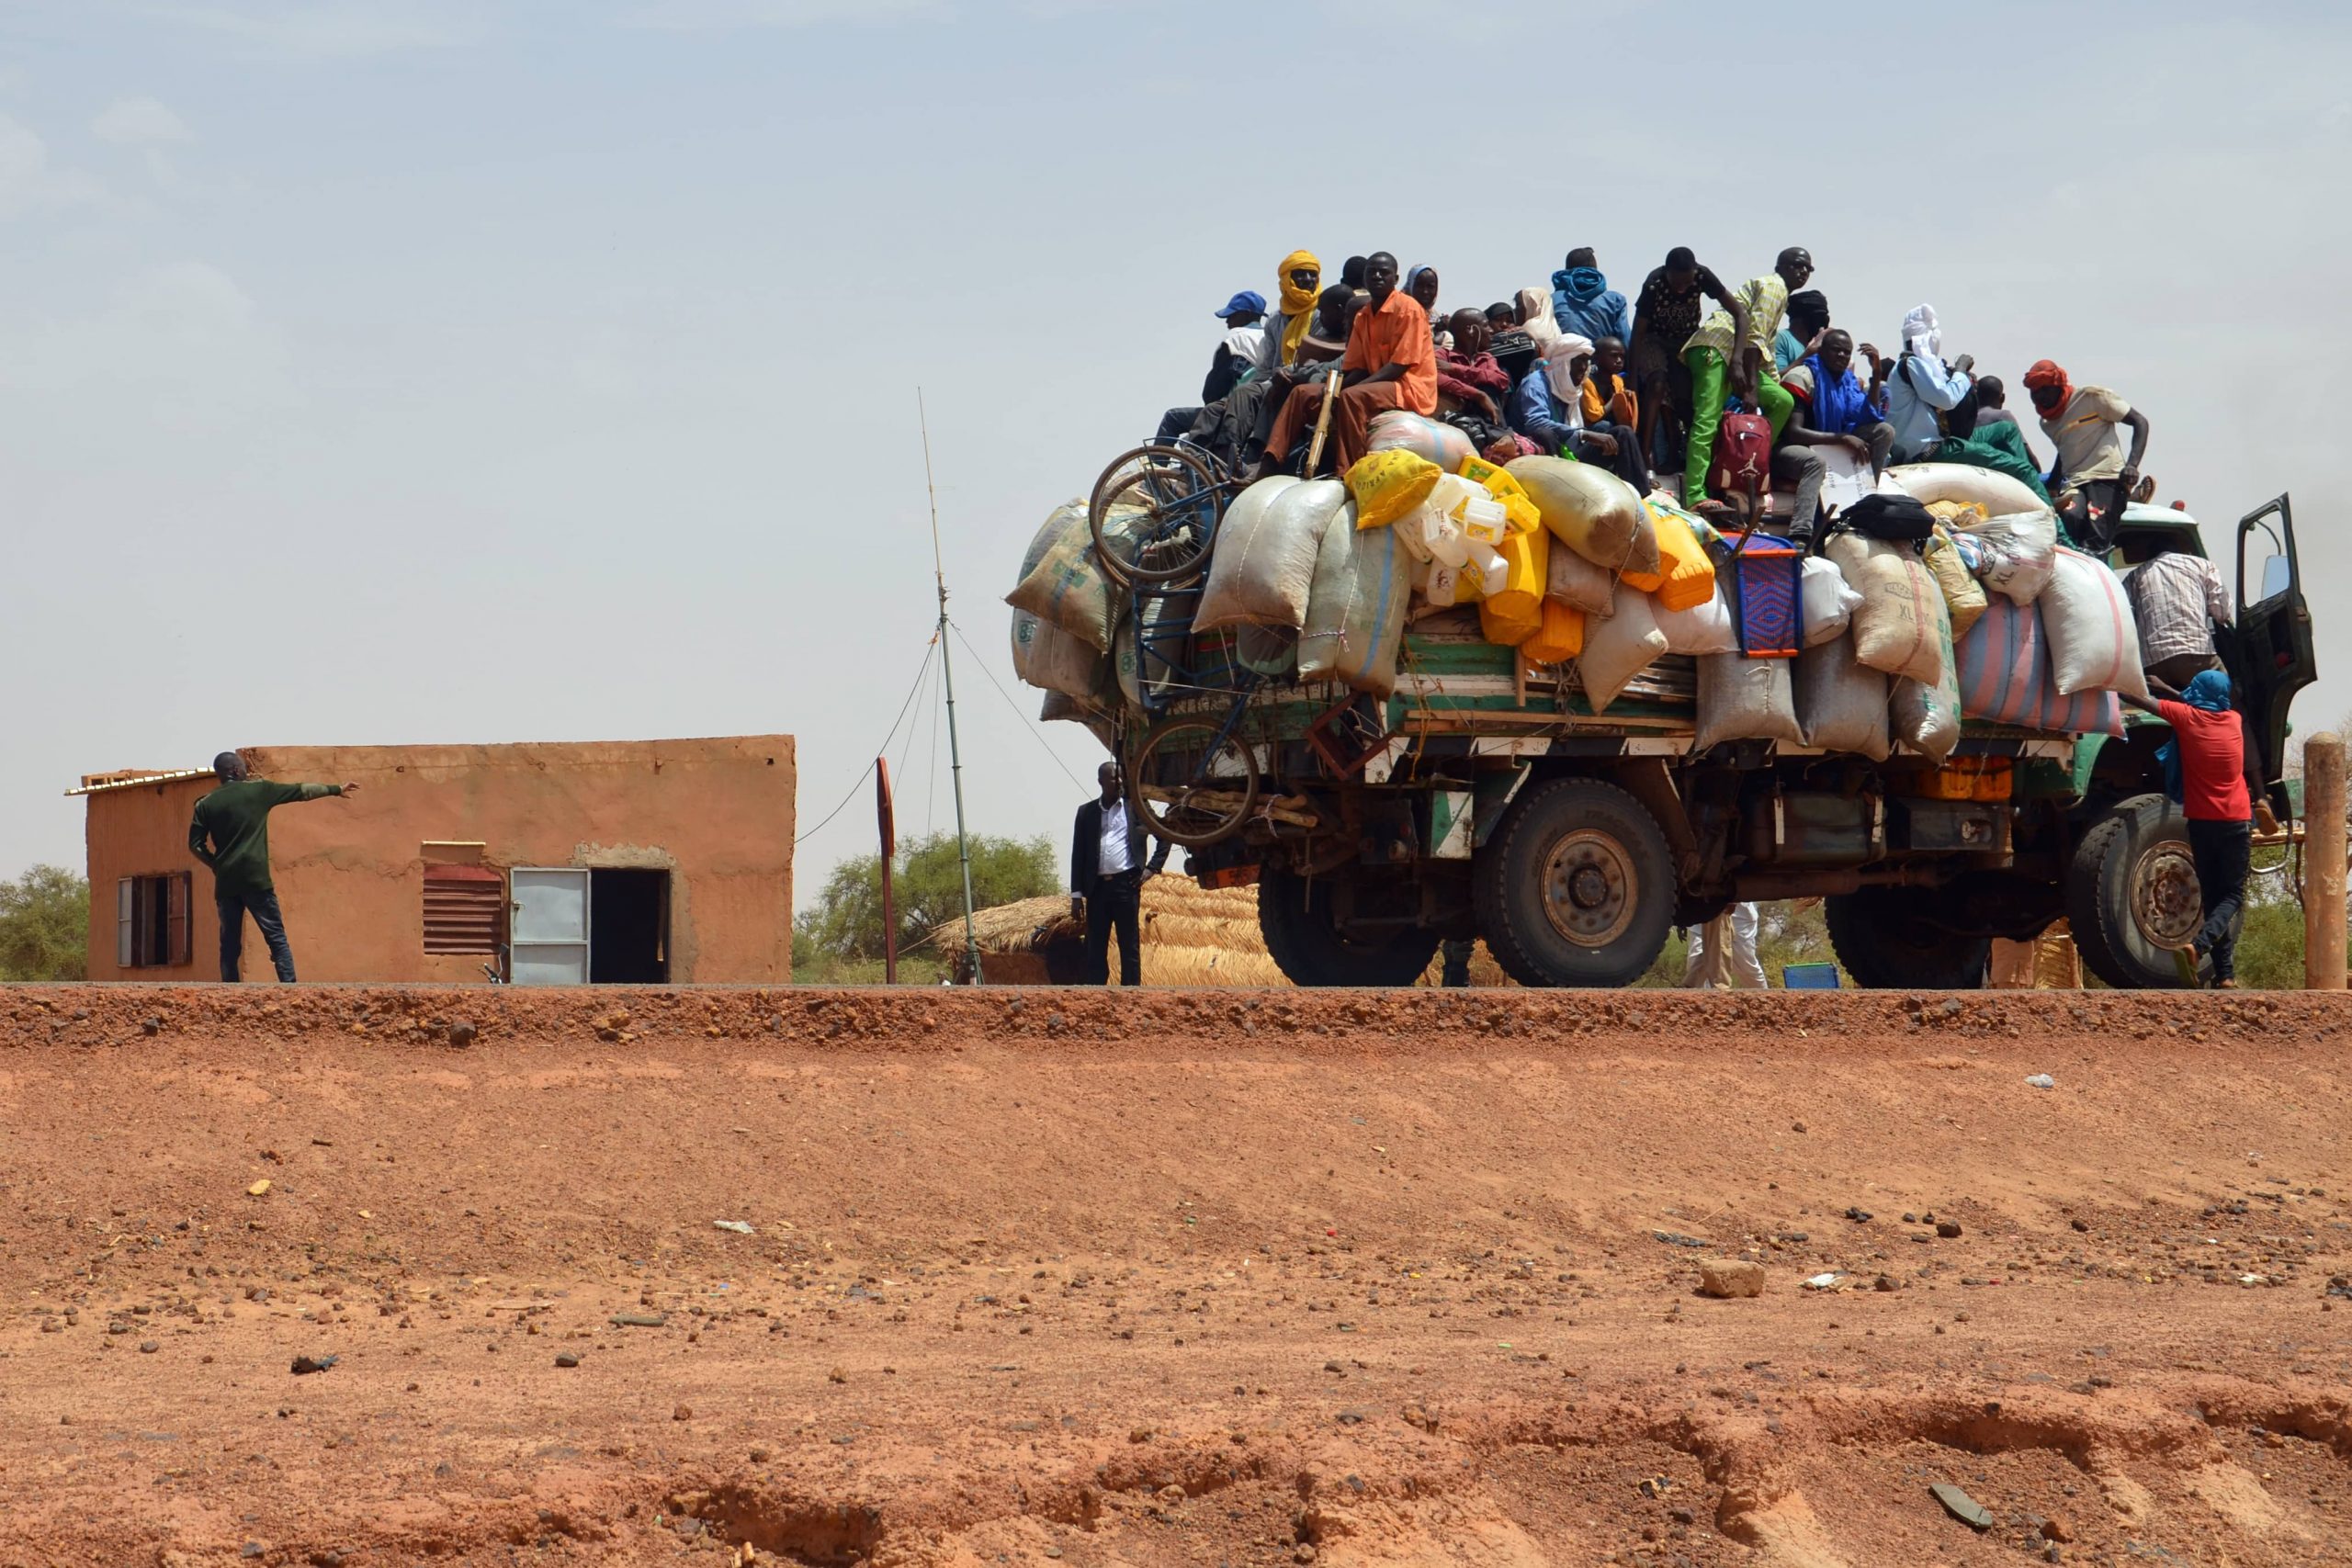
{"left": 1070, "top": 761, "right": 1168, "bottom": 986}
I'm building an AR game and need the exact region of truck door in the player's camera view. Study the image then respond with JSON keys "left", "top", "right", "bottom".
{"left": 2233, "top": 495, "right": 2316, "bottom": 803}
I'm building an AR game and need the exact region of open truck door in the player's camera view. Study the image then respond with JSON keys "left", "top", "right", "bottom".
{"left": 2232, "top": 495, "right": 2317, "bottom": 815}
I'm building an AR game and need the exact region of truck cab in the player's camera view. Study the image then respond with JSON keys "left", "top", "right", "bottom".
{"left": 2057, "top": 498, "right": 2315, "bottom": 986}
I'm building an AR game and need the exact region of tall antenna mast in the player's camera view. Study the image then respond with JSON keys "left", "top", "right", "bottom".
{"left": 918, "top": 388, "right": 983, "bottom": 985}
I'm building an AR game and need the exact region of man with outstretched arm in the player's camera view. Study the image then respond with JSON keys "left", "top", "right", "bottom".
{"left": 187, "top": 751, "right": 359, "bottom": 983}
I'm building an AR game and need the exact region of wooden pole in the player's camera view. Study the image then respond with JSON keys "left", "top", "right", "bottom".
{"left": 1303, "top": 372, "right": 1342, "bottom": 477}
{"left": 876, "top": 758, "right": 898, "bottom": 985}
{"left": 2305, "top": 732, "right": 2345, "bottom": 990}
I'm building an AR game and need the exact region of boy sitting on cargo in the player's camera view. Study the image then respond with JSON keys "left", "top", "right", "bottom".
{"left": 1774, "top": 329, "right": 1894, "bottom": 544}
{"left": 1511, "top": 336, "right": 1649, "bottom": 490}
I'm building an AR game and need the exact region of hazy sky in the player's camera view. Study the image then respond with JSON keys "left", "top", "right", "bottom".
{"left": 6, "top": 1, "right": 2350, "bottom": 906}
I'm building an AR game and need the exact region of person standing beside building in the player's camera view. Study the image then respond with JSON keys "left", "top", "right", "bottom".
{"left": 187, "top": 751, "right": 357, "bottom": 983}
{"left": 1069, "top": 761, "right": 1167, "bottom": 986}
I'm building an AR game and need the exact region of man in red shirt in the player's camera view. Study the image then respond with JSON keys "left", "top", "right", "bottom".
{"left": 2121, "top": 669, "right": 2251, "bottom": 987}
{"left": 1258, "top": 252, "right": 1437, "bottom": 477}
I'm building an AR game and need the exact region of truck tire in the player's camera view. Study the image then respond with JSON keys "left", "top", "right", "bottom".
{"left": 1257, "top": 869, "right": 1442, "bottom": 987}
{"left": 2066, "top": 794, "right": 2217, "bottom": 989}
{"left": 1825, "top": 887, "right": 1990, "bottom": 989}
{"left": 1475, "top": 777, "right": 1675, "bottom": 987}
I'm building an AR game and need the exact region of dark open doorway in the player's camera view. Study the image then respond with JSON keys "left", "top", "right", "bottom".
{"left": 590, "top": 869, "right": 669, "bottom": 983}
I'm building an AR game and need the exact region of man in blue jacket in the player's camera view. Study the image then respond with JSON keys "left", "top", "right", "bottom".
{"left": 1551, "top": 247, "right": 1633, "bottom": 348}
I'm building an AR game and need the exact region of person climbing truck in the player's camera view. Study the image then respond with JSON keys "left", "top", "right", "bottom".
{"left": 187, "top": 750, "right": 359, "bottom": 983}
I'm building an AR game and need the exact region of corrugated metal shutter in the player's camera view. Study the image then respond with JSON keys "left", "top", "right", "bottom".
{"left": 424, "top": 865, "right": 504, "bottom": 954}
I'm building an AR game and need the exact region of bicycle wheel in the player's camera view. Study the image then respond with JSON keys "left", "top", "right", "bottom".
{"left": 1090, "top": 445, "right": 1225, "bottom": 589}
{"left": 1127, "top": 716, "right": 1261, "bottom": 848}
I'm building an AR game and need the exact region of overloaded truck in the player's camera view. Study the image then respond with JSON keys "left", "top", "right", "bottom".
{"left": 1009, "top": 439, "right": 2313, "bottom": 990}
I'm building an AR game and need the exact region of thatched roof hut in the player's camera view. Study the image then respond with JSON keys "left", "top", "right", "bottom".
{"left": 928, "top": 877, "right": 1510, "bottom": 987}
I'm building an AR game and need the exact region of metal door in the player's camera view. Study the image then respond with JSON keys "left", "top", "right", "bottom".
{"left": 509, "top": 868, "right": 590, "bottom": 985}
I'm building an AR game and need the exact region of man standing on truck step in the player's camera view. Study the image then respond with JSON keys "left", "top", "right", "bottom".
{"left": 1070, "top": 762, "right": 1169, "bottom": 987}
{"left": 188, "top": 751, "right": 359, "bottom": 983}
{"left": 1256, "top": 252, "right": 1437, "bottom": 479}
{"left": 2118, "top": 672, "right": 2252, "bottom": 989}
{"left": 2023, "top": 358, "right": 2151, "bottom": 552}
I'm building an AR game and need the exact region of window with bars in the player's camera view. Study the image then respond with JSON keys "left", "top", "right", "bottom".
{"left": 424, "top": 864, "right": 504, "bottom": 954}
{"left": 117, "top": 874, "right": 192, "bottom": 968}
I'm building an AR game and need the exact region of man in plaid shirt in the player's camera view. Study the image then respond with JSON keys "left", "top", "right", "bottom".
{"left": 2121, "top": 534, "right": 2232, "bottom": 692}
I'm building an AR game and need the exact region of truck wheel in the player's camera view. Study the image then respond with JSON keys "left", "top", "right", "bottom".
{"left": 1475, "top": 777, "right": 1674, "bottom": 987}
{"left": 1257, "top": 869, "right": 1442, "bottom": 987}
{"left": 2066, "top": 794, "right": 2214, "bottom": 989}
{"left": 1825, "top": 887, "right": 1990, "bottom": 989}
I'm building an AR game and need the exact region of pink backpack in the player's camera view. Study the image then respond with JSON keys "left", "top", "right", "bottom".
{"left": 1710, "top": 404, "right": 1773, "bottom": 500}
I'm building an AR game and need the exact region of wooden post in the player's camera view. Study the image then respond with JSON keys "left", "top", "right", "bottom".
{"left": 2306, "top": 734, "right": 2346, "bottom": 990}
{"left": 1303, "top": 372, "right": 1342, "bottom": 477}
{"left": 876, "top": 758, "right": 898, "bottom": 985}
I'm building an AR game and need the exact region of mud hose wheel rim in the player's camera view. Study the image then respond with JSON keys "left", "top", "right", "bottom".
{"left": 2128, "top": 837, "right": 2202, "bottom": 952}
{"left": 1540, "top": 829, "right": 1638, "bottom": 948}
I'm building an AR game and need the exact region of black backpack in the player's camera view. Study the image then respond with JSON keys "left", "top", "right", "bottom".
{"left": 1844, "top": 491, "right": 1936, "bottom": 542}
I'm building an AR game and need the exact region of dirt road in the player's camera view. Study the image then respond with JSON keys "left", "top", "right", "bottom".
{"left": 3, "top": 984, "right": 2349, "bottom": 1567}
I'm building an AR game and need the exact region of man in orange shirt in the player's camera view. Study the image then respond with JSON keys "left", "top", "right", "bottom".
{"left": 1256, "top": 252, "right": 1436, "bottom": 477}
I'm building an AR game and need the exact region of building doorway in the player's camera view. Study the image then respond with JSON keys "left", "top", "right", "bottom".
{"left": 590, "top": 868, "right": 669, "bottom": 983}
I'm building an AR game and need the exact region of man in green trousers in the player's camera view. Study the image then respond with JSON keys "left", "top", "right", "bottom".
{"left": 1682, "top": 246, "right": 1814, "bottom": 507}
{"left": 188, "top": 751, "right": 359, "bottom": 982}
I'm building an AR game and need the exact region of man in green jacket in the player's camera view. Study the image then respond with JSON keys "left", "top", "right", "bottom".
{"left": 188, "top": 752, "right": 359, "bottom": 982}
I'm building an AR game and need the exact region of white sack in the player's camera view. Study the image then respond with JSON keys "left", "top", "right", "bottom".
{"left": 1005, "top": 498, "right": 1130, "bottom": 651}
{"left": 1828, "top": 533, "right": 1946, "bottom": 686}
{"left": 1694, "top": 652, "right": 1804, "bottom": 751}
{"left": 2040, "top": 546, "right": 2152, "bottom": 700}
{"left": 1299, "top": 499, "right": 1412, "bottom": 696}
{"left": 1890, "top": 587, "right": 1962, "bottom": 762}
{"left": 1801, "top": 556, "right": 1863, "bottom": 648}
{"left": 1193, "top": 475, "right": 1329, "bottom": 631}
{"left": 1010, "top": 607, "right": 1105, "bottom": 699}
{"left": 1652, "top": 582, "right": 1740, "bottom": 656}
{"left": 1887, "top": 462, "right": 2047, "bottom": 518}
{"left": 1544, "top": 533, "right": 1618, "bottom": 616}
{"left": 1577, "top": 583, "right": 1668, "bottom": 714}
{"left": 1957, "top": 508, "right": 2059, "bottom": 604}
{"left": 1794, "top": 634, "right": 1890, "bottom": 760}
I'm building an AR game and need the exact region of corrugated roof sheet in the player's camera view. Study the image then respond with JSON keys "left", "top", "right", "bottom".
{"left": 67, "top": 768, "right": 214, "bottom": 797}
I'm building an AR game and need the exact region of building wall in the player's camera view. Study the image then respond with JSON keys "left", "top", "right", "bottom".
{"left": 83, "top": 737, "right": 796, "bottom": 983}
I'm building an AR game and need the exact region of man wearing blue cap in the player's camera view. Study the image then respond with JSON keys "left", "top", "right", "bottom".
{"left": 1156, "top": 290, "right": 1266, "bottom": 445}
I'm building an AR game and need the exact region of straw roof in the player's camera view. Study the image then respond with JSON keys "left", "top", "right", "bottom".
{"left": 930, "top": 878, "right": 1512, "bottom": 987}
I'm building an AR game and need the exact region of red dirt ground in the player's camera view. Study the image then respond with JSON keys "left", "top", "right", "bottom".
{"left": 3, "top": 984, "right": 2350, "bottom": 1567}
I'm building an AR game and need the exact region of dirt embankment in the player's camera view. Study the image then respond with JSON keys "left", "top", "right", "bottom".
{"left": 3, "top": 984, "right": 2350, "bottom": 1567}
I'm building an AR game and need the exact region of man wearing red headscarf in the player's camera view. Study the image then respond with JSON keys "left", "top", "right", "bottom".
{"left": 2022, "top": 358, "right": 2151, "bottom": 550}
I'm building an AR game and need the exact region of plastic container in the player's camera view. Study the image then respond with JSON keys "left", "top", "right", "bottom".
{"left": 1455, "top": 494, "right": 1510, "bottom": 546}
{"left": 1465, "top": 540, "right": 1509, "bottom": 599}
{"left": 1424, "top": 561, "right": 1461, "bottom": 605}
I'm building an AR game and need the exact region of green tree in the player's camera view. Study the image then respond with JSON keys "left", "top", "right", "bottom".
{"left": 0, "top": 865, "right": 89, "bottom": 981}
{"left": 800, "top": 832, "right": 1057, "bottom": 964}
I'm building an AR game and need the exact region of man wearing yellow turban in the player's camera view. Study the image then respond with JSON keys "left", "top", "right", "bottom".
{"left": 1260, "top": 250, "right": 1321, "bottom": 373}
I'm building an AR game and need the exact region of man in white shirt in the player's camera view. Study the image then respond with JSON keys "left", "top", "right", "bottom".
{"left": 1069, "top": 762, "right": 1167, "bottom": 985}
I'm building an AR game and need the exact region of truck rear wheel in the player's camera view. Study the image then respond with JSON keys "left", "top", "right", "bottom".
{"left": 1825, "top": 887, "right": 1989, "bottom": 988}
{"left": 2066, "top": 794, "right": 2217, "bottom": 989}
{"left": 1475, "top": 777, "right": 1674, "bottom": 987}
{"left": 1257, "top": 869, "right": 1442, "bottom": 987}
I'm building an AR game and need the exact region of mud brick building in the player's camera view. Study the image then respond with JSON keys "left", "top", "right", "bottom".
{"left": 71, "top": 737, "right": 795, "bottom": 984}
